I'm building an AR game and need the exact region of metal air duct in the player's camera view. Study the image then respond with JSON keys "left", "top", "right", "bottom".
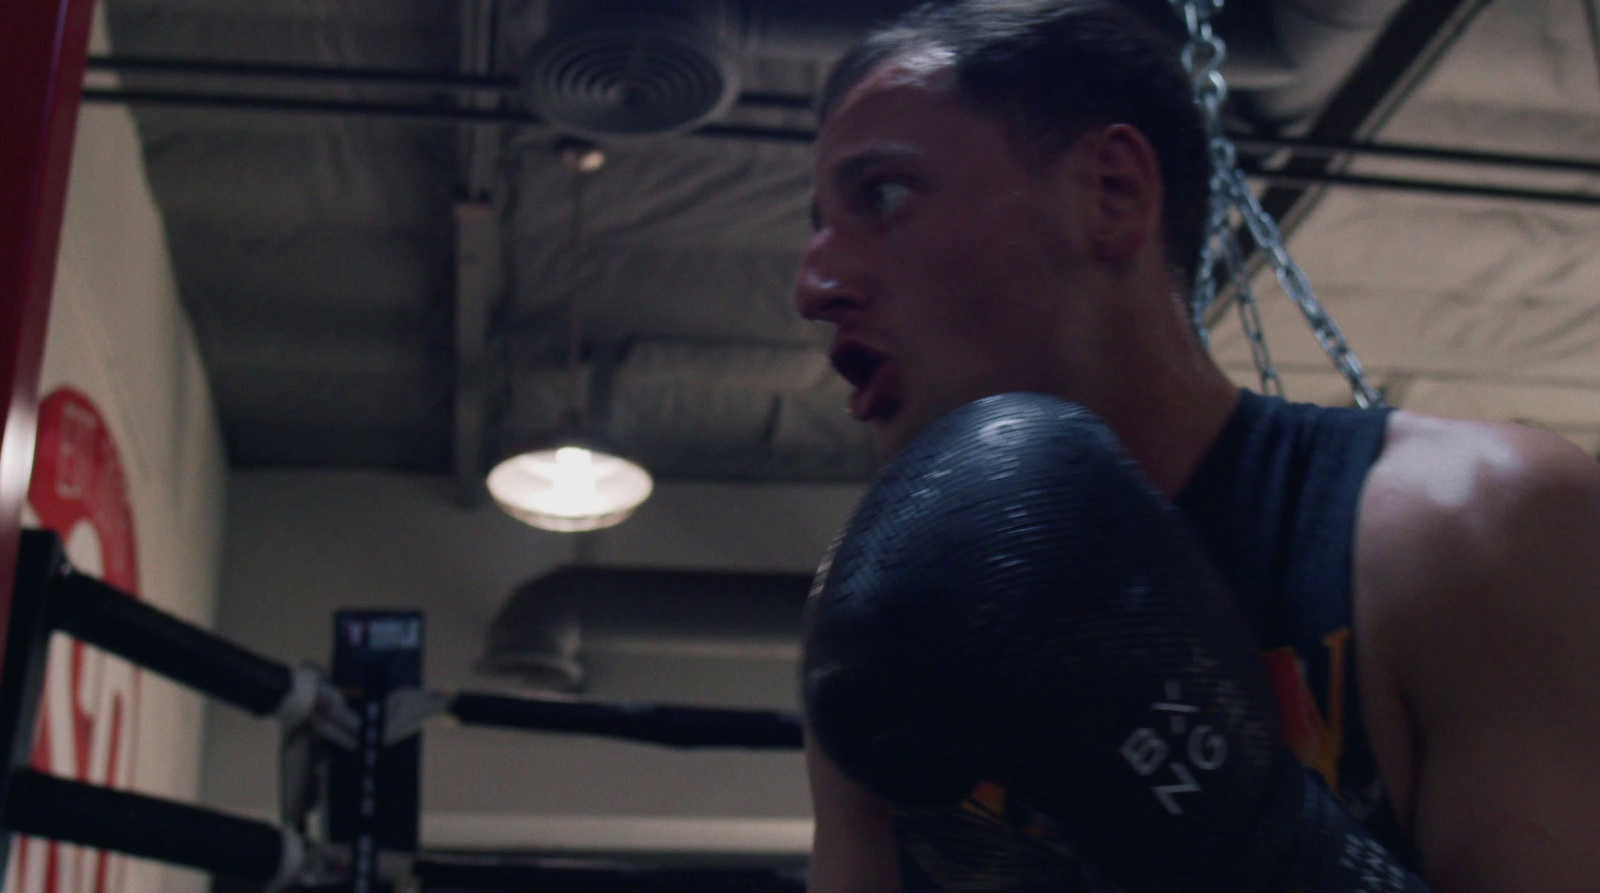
{"left": 480, "top": 566, "right": 812, "bottom": 691}
{"left": 524, "top": 1, "right": 743, "bottom": 137}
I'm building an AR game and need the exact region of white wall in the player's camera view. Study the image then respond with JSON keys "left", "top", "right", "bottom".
{"left": 7, "top": 7, "right": 229, "bottom": 893}
{"left": 202, "top": 472, "right": 860, "bottom": 854}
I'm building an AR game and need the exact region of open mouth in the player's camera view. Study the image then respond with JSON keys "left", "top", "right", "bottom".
{"left": 830, "top": 341, "right": 895, "bottom": 421}
{"left": 830, "top": 341, "right": 886, "bottom": 392}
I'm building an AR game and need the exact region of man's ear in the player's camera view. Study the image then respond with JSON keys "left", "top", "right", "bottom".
{"left": 1082, "top": 124, "right": 1164, "bottom": 264}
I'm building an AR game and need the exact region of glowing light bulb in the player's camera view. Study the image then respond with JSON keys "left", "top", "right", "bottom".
{"left": 488, "top": 443, "right": 653, "bottom": 532}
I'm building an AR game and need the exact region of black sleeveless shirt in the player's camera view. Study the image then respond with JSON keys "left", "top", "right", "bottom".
{"left": 891, "top": 390, "right": 1411, "bottom": 890}
{"left": 1173, "top": 387, "right": 1409, "bottom": 860}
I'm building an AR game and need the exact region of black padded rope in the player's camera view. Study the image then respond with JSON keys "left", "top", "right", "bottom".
{"left": 2, "top": 769, "right": 285, "bottom": 880}
{"left": 414, "top": 855, "right": 805, "bottom": 893}
{"left": 449, "top": 692, "right": 803, "bottom": 749}
{"left": 52, "top": 570, "right": 293, "bottom": 716}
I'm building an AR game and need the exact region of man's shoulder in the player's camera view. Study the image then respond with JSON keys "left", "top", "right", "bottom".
{"left": 1363, "top": 411, "right": 1600, "bottom": 569}
{"left": 1353, "top": 413, "right": 1600, "bottom": 885}
{"left": 1356, "top": 409, "right": 1600, "bottom": 671}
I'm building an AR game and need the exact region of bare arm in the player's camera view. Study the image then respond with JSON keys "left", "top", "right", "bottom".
{"left": 805, "top": 727, "right": 903, "bottom": 893}
{"left": 1362, "top": 419, "right": 1600, "bottom": 891}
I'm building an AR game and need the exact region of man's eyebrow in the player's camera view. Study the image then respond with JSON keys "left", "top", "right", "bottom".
{"left": 811, "top": 145, "right": 921, "bottom": 231}
{"left": 830, "top": 146, "right": 920, "bottom": 194}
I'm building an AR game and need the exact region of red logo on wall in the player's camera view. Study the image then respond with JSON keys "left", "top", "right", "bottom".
{"left": 6, "top": 389, "right": 140, "bottom": 893}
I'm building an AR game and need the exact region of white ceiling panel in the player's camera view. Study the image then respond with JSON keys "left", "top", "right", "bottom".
{"left": 1211, "top": 0, "right": 1600, "bottom": 445}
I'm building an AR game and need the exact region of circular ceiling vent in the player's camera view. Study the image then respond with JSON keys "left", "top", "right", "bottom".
{"left": 525, "top": 13, "right": 740, "bottom": 138}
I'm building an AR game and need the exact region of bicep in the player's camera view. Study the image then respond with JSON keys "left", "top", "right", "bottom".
{"left": 1402, "top": 451, "right": 1600, "bottom": 891}
{"left": 1412, "top": 726, "right": 1600, "bottom": 892}
{"left": 806, "top": 728, "right": 903, "bottom": 893}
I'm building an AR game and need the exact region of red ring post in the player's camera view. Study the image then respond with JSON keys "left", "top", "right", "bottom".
{"left": 0, "top": 0, "right": 97, "bottom": 665}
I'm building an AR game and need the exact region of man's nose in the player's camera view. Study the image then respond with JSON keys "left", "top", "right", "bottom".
{"left": 793, "top": 229, "right": 864, "bottom": 324}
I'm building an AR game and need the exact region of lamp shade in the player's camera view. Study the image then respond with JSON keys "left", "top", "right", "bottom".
{"left": 487, "top": 442, "right": 653, "bottom": 532}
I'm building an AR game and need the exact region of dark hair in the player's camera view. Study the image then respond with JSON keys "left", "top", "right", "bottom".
{"left": 820, "top": 0, "right": 1211, "bottom": 288}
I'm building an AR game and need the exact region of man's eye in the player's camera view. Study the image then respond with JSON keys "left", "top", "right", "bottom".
{"left": 864, "top": 181, "right": 912, "bottom": 219}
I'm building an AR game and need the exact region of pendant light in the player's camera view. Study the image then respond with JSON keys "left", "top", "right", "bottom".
{"left": 487, "top": 140, "right": 653, "bottom": 532}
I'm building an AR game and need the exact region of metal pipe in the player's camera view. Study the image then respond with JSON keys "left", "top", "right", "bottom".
{"left": 81, "top": 87, "right": 546, "bottom": 125}
{"left": 88, "top": 54, "right": 517, "bottom": 93}
{"left": 1238, "top": 165, "right": 1600, "bottom": 208}
{"left": 1234, "top": 135, "right": 1600, "bottom": 176}
{"left": 84, "top": 56, "right": 814, "bottom": 112}
{"left": 695, "top": 122, "right": 813, "bottom": 143}
{"left": 77, "top": 88, "right": 1600, "bottom": 207}
{"left": 736, "top": 90, "right": 816, "bottom": 111}
{"left": 80, "top": 88, "right": 811, "bottom": 125}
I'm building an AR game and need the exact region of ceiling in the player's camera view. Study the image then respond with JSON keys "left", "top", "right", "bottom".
{"left": 1207, "top": 0, "right": 1600, "bottom": 455}
{"left": 90, "top": 0, "right": 1600, "bottom": 500}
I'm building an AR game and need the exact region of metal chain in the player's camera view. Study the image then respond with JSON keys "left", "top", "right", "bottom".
{"left": 1170, "top": 0, "right": 1385, "bottom": 408}
{"left": 1182, "top": 0, "right": 1229, "bottom": 337}
{"left": 1220, "top": 219, "right": 1284, "bottom": 398}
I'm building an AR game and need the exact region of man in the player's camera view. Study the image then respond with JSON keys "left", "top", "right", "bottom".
{"left": 792, "top": 1, "right": 1600, "bottom": 891}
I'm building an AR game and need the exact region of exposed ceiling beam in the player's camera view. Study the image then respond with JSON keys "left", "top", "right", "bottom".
{"left": 1249, "top": 0, "right": 1497, "bottom": 239}
{"left": 1235, "top": 165, "right": 1600, "bottom": 209}
{"left": 452, "top": 0, "right": 509, "bottom": 507}
{"left": 457, "top": 0, "right": 503, "bottom": 201}
{"left": 453, "top": 203, "right": 499, "bottom": 506}
{"left": 1201, "top": 0, "right": 1497, "bottom": 335}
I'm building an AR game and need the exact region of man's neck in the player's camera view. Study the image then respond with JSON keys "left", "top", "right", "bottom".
{"left": 1099, "top": 365, "right": 1239, "bottom": 499}
{"left": 1074, "top": 295, "right": 1241, "bottom": 498}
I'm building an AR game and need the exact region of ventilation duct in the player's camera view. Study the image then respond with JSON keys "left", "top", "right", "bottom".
{"left": 479, "top": 565, "right": 812, "bottom": 691}
{"left": 522, "top": 0, "right": 914, "bottom": 138}
{"left": 524, "top": 1, "right": 743, "bottom": 137}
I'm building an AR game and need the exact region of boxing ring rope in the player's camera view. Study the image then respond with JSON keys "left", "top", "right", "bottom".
{"left": 1, "top": 529, "right": 809, "bottom": 890}
{"left": 51, "top": 568, "right": 342, "bottom": 724}
{"left": 3, "top": 769, "right": 300, "bottom": 885}
{"left": 411, "top": 853, "right": 805, "bottom": 893}
{"left": 0, "top": 530, "right": 331, "bottom": 888}
{"left": 444, "top": 692, "right": 802, "bottom": 750}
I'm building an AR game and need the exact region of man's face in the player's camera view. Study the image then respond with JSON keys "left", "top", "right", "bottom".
{"left": 795, "top": 57, "right": 1099, "bottom": 457}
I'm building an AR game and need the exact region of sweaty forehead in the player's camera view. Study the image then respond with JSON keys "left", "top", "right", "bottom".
{"left": 874, "top": 45, "right": 957, "bottom": 86}
{"left": 826, "top": 52, "right": 960, "bottom": 125}
{"left": 815, "top": 57, "right": 974, "bottom": 158}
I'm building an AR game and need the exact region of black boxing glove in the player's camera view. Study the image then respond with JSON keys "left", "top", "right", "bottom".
{"left": 802, "top": 393, "right": 1425, "bottom": 893}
